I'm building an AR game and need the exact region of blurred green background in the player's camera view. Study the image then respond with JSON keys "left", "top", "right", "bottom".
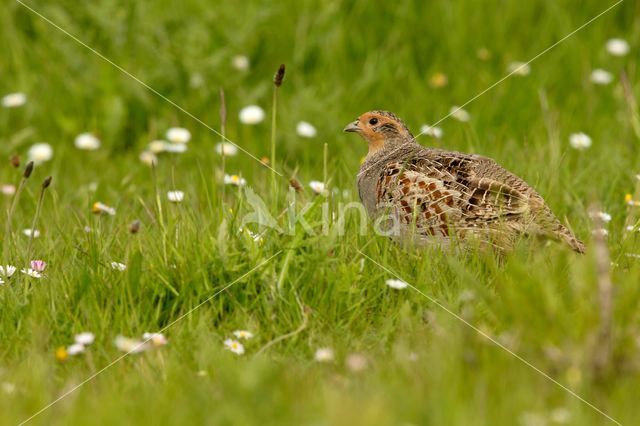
{"left": 1, "top": 0, "right": 639, "bottom": 425}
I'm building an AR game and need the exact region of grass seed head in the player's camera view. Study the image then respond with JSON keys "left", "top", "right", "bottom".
{"left": 274, "top": 64, "right": 285, "bottom": 87}
{"left": 42, "top": 176, "right": 52, "bottom": 189}
{"left": 23, "top": 161, "right": 34, "bottom": 178}
{"left": 289, "top": 178, "right": 303, "bottom": 193}
{"left": 129, "top": 220, "right": 141, "bottom": 234}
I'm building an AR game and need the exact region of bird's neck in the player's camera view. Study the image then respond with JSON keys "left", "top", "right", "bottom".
{"left": 366, "top": 137, "right": 415, "bottom": 159}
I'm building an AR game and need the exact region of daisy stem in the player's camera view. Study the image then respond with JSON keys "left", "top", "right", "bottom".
{"left": 219, "top": 88, "right": 227, "bottom": 202}
{"left": 270, "top": 86, "right": 279, "bottom": 206}
{"left": 323, "top": 142, "right": 328, "bottom": 191}
{"left": 276, "top": 247, "right": 293, "bottom": 292}
{"left": 151, "top": 162, "right": 168, "bottom": 264}
{"left": 4, "top": 161, "right": 34, "bottom": 262}
{"left": 270, "top": 64, "right": 285, "bottom": 209}
{"left": 25, "top": 176, "right": 51, "bottom": 263}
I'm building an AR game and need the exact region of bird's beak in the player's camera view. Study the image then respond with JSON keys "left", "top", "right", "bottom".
{"left": 343, "top": 121, "right": 360, "bottom": 133}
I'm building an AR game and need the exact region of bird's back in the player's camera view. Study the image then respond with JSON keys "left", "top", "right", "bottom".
{"left": 358, "top": 142, "right": 584, "bottom": 252}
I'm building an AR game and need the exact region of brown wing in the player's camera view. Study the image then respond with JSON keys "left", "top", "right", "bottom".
{"left": 375, "top": 154, "right": 531, "bottom": 238}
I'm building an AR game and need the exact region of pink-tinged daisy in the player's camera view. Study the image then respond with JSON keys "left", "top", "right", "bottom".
{"left": 224, "top": 338, "right": 245, "bottom": 355}
{"left": 1, "top": 92, "right": 27, "bottom": 108}
{"left": 114, "top": 335, "right": 148, "bottom": 353}
{"left": 143, "top": 332, "right": 168, "bottom": 347}
{"left": 346, "top": 353, "right": 368, "bottom": 372}
{"left": 30, "top": 260, "right": 47, "bottom": 272}
{"left": 1, "top": 184, "right": 16, "bottom": 196}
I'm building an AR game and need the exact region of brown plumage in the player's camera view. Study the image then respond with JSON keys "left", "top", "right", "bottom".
{"left": 344, "top": 111, "right": 585, "bottom": 253}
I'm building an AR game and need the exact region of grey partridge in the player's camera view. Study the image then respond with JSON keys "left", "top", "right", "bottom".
{"left": 344, "top": 110, "right": 585, "bottom": 253}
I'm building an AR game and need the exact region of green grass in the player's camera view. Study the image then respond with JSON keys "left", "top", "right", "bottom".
{"left": 1, "top": 0, "right": 640, "bottom": 424}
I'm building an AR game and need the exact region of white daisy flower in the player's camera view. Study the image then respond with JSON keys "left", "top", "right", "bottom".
{"left": 167, "top": 190, "right": 185, "bottom": 203}
{"left": 166, "top": 127, "right": 191, "bottom": 144}
{"left": 606, "top": 38, "right": 630, "bottom": 56}
{"left": 224, "top": 174, "right": 247, "bottom": 186}
{"left": 110, "top": 262, "right": 127, "bottom": 271}
{"left": 1, "top": 184, "right": 16, "bottom": 196}
{"left": 239, "top": 105, "right": 265, "bottom": 125}
{"left": 163, "top": 143, "right": 188, "bottom": 153}
{"left": 92, "top": 202, "right": 116, "bottom": 216}
{"left": 0, "top": 265, "right": 17, "bottom": 278}
{"left": 74, "top": 133, "right": 101, "bottom": 151}
{"left": 309, "top": 180, "right": 326, "bottom": 195}
{"left": 247, "top": 230, "right": 262, "bottom": 242}
{"left": 590, "top": 69, "right": 613, "bottom": 85}
{"left": 0, "top": 278, "right": 3, "bottom": 285}
{"left": 114, "top": 335, "right": 148, "bottom": 353}
{"left": 232, "top": 330, "right": 254, "bottom": 340}
{"left": 215, "top": 142, "right": 238, "bottom": 156}
{"left": 224, "top": 338, "right": 245, "bottom": 355}
{"left": 296, "top": 121, "right": 317, "bottom": 138}
{"left": 507, "top": 61, "right": 531, "bottom": 76}
{"left": 67, "top": 343, "right": 85, "bottom": 356}
{"left": 22, "top": 228, "right": 40, "bottom": 238}
{"left": 21, "top": 268, "right": 42, "bottom": 278}
{"left": 142, "top": 332, "right": 168, "bottom": 347}
{"left": 314, "top": 347, "right": 334, "bottom": 362}
{"left": 550, "top": 407, "right": 571, "bottom": 424}
{"left": 232, "top": 55, "right": 250, "bottom": 71}
{"left": 419, "top": 125, "right": 443, "bottom": 139}
{"left": 27, "top": 143, "right": 53, "bottom": 165}
{"left": 139, "top": 151, "right": 158, "bottom": 167}
{"left": 569, "top": 132, "right": 592, "bottom": 150}
{"left": 449, "top": 106, "right": 470, "bottom": 122}
{"left": 1, "top": 92, "right": 27, "bottom": 108}
{"left": 148, "top": 140, "right": 167, "bottom": 154}
{"left": 385, "top": 279, "right": 409, "bottom": 290}
{"left": 346, "top": 353, "right": 368, "bottom": 372}
{"left": 589, "top": 211, "right": 612, "bottom": 223}
{"left": 75, "top": 332, "right": 95, "bottom": 346}
{"left": 1, "top": 382, "right": 16, "bottom": 394}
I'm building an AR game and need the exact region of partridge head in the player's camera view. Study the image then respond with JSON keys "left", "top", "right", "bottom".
{"left": 344, "top": 111, "right": 414, "bottom": 156}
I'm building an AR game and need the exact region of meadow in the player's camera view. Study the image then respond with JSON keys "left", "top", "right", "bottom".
{"left": 1, "top": 0, "right": 640, "bottom": 424}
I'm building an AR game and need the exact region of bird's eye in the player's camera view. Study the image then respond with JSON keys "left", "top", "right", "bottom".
{"left": 368, "top": 118, "right": 378, "bottom": 125}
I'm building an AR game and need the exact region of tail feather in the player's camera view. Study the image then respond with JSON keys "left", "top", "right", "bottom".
{"left": 555, "top": 224, "right": 585, "bottom": 254}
